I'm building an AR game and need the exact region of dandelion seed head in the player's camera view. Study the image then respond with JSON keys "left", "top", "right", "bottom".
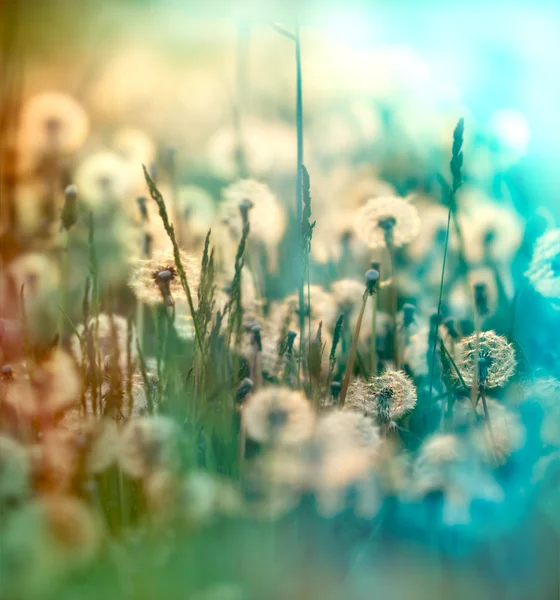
{"left": 314, "top": 410, "right": 381, "bottom": 458}
{"left": 75, "top": 151, "right": 135, "bottom": 208}
{"left": 37, "top": 419, "right": 118, "bottom": 492}
{"left": 283, "top": 285, "right": 337, "bottom": 328}
{"left": 2, "top": 252, "right": 60, "bottom": 310}
{"left": 220, "top": 179, "right": 286, "bottom": 249}
{"left": 346, "top": 369, "right": 417, "bottom": 425}
{"left": 129, "top": 248, "right": 201, "bottom": 306}
{"left": 448, "top": 267, "right": 499, "bottom": 320}
{"left": 522, "top": 377, "right": 560, "bottom": 446}
{"left": 182, "top": 471, "right": 242, "bottom": 524}
{"left": 354, "top": 196, "right": 420, "bottom": 249}
{"left": 143, "top": 470, "right": 180, "bottom": 519}
{"left": 453, "top": 330, "right": 516, "bottom": 388}
{"left": 119, "top": 416, "right": 179, "bottom": 478}
{"left": 526, "top": 228, "right": 560, "bottom": 300}
{"left": 207, "top": 117, "right": 296, "bottom": 178}
{"left": 461, "top": 197, "right": 522, "bottom": 265}
{"left": 331, "top": 278, "right": 366, "bottom": 315}
{"left": 112, "top": 127, "right": 156, "bottom": 168}
{"left": 19, "top": 92, "right": 89, "bottom": 157}
{"left": 313, "top": 446, "right": 380, "bottom": 519}
{"left": 29, "top": 495, "right": 103, "bottom": 568}
{"left": 471, "top": 399, "right": 524, "bottom": 465}
{"left": 406, "top": 199, "right": 455, "bottom": 262}
{"left": 403, "top": 326, "right": 430, "bottom": 377}
{"left": 2, "top": 349, "right": 80, "bottom": 421}
{"left": 243, "top": 386, "right": 314, "bottom": 445}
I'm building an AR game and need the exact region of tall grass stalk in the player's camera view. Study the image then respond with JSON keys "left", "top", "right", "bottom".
{"left": 295, "top": 25, "right": 305, "bottom": 384}
{"left": 142, "top": 166, "right": 205, "bottom": 363}
{"left": 427, "top": 117, "right": 464, "bottom": 412}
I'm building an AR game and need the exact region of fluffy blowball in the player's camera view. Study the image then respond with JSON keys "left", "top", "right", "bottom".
{"left": 129, "top": 248, "right": 201, "bottom": 307}
{"left": 346, "top": 369, "right": 417, "bottom": 426}
{"left": 470, "top": 399, "right": 524, "bottom": 466}
{"left": 18, "top": 92, "right": 89, "bottom": 157}
{"left": 313, "top": 410, "right": 381, "bottom": 458}
{"left": 219, "top": 179, "right": 286, "bottom": 270}
{"left": 1, "top": 349, "right": 80, "bottom": 422}
{"left": 460, "top": 195, "right": 523, "bottom": 265}
{"left": 354, "top": 196, "right": 420, "bottom": 249}
{"left": 242, "top": 386, "right": 315, "bottom": 445}
{"left": 525, "top": 228, "right": 560, "bottom": 300}
{"left": 74, "top": 151, "right": 135, "bottom": 209}
{"left": 119, "top": 416, "right": 180, "bottom": 478}
{"left": 452, "top": 330, "right": 516, "bottom": 388}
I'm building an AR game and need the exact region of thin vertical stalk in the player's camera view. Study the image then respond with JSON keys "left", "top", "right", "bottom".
{"left": 427, "top": 118, "right": 464, "bottom": 411}
{"left": 57, "top": 230, "right": 70, "bottom": 344}
{"left": 339, "top": 270, "right": 378, "bottom": 407}
{"left": 387, "top": 245, "right": 398, "bottom": 367}
{"left": 339, "top": 293, "right": 369, "bottom": 408}
{"left": 427, "top": 208, "right": 452, "bottom": 409}
{"left": 295, "top": 25, "right": 305, "bottom": 383}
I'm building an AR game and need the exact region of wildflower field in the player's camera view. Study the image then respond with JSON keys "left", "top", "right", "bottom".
{"left": 1, "top": 2, "right": 560, "bottom": 599}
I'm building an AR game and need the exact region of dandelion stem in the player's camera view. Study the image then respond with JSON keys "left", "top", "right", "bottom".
{"left": 57, "top": 230, "right": 70, "bottom": 344}
{"left": 339, "top": 271, "right": 378, "bottom": 407}
{"left": 479, "top": 385, "right": 498, "bottom": 460}
{"left": 387, "top": 244, "right": 399, "bottom": 368}
{"left": 295, "top": 25, "right": 305, "bottom": 385}
{"left": 339, "top": 295, "right": 368, "bottom": 408}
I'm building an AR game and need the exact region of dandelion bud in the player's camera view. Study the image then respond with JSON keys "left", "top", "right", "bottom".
{"left": 137, "top": 196, "right": 148, "bottom": 221}
{"left": 331, "top": 381, "right": 342, "bottom": 400}
{"left": 474, "top": 282, "right": 489, "bottom": 316}
{"left": 156, "top": 270, "right": 173, "bottom": 283}
{"left": 286, "top": 330, "right": 298, "bottom": 354}
{"left": 154, "top": 270, "right": 174, "bottom": 306}
{"left": 402, "top": 303, "right": 416, "bottom": 327}
{"left": 428, "top": 313, "right": 440, "bottom": 344}
{"left": 365, "top": 269, "right": 380, "bottom": 295}
{"left": 443, "top": 317, "right": 461, "bottom": 340}
{"left": 370, "top": 260, "right": 381, "bottom": 272}
{"left": 251, "top": 323, "right": 262, "bottom": 352}
{"left": 239, "top": 198, "right": 253, "bottom": 225}
{"left": 236, "top": 377, "right": 254, "bottom": 405}
{"left": 61, "top": 184, "right": 78, "bottom": 231}
{"left": 1, "top": 365, "right": 13, "bottom": 380}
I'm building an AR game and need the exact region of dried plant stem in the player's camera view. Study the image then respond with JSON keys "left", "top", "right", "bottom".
{"left": 339, "top": 292, "right": 369, "bottom": 408}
